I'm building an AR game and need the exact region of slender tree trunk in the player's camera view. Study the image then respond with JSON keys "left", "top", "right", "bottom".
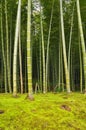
{"left": 46, "top": 0, "right": 54, "bottom": 91}
{"left": 25, "top": 52, "right": 27, "bottom": 93}
{"left": 68, "top": 4, "right": 75, "bottom": 71}
{"left": 52, "top": 66, "right": 55, "bottom": 90}
{"left": 59, "top": 0, "right": 70, "bottom": 93}
{"left": 79, "top": 43, "right": 82, "bottom": 93}
{"left": 71, "top": 51, "right": 75, "bottom": 91}
{"left": 54, "top": 56, "right": 57, "bottom": 87}
{"left": 13, "top": 0, "right": 21, "bottom": 96}
{"left": 19, "top": 12, "right": 23, "bottom": 94}
{"left": 1, "top": 1, "right": 7, "bottom": 93}
{"left": 40, "top": 5, "right": 46, "bottom": 93}
{"left": 19, "top": 31, "right": 23, "bottom": 94}
{"left": 58, "top": 42, "right": 61, "bottom": 90}
{"left": 27, "top": 0, "right": 33, "bottom": 98}
{"left": 70, "top": 51, "right": 72, "bottom": 91}
{"left": 36, "top": 49, "right": 40, "bottom": 85}
{"left": 61, "top": 44, "right": 64, "bottom": 92}
{"left": 10, "top": 6, "right": 12, "bottom": 90}
{"left": 39, "top": 37, "right": 42, "bottom": 92}
{"left": 58, "top": 21, "right": 61, "bottom": 90}
{"left": 79, "top": 33, "right": 82, "bottom": 93}
{"left": 5, "top": 0, "right": 12, "bottom": 93}
{"left": 68, "top": 5, "right": 75, "bottom": 91}
{"left": 76, "top": 0, "right": 86, "bottom": 90}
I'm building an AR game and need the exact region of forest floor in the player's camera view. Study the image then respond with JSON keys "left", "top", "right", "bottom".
{"left": 0, "top": 92, "right": 86, "bottom": 130}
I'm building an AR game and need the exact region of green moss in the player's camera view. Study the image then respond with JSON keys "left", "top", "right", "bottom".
{"left": 0, "top": 93, "right": 86, "bottom": 130}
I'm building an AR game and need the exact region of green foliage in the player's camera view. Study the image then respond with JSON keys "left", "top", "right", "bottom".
{"left": 0, "top": 0, "right": 86, "bottom": 92}
{"left": 0, "top": 93, "right": 86, "bottom": 130}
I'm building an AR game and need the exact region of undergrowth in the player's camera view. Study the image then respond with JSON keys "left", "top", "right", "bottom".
{"left": 0, "top": 92, "right": 86, "bottom": 130}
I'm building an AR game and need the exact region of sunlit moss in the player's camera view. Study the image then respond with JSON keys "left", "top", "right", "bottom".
{"left": 0, "top": 93, "right": 86, "bottom": 130}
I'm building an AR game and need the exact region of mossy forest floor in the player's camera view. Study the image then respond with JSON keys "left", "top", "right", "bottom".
{"left": 0, "top": 92, "right": 86, "bottom": 130}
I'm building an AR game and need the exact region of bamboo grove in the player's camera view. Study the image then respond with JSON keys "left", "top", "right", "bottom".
{"left": 0, "top": 0, "right": 86, "bottom": 96}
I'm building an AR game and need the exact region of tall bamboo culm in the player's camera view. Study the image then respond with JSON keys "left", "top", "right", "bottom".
{"left": 59, "top": 0, "right": 70, "bottom": 93}
{"left": 27, "top": 0, "right": 33, "bottom": 97}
